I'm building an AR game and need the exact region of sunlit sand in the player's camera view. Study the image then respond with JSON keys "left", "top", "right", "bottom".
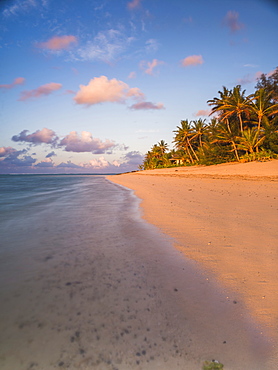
{"left": 107, "top": 159, "right": 278, "bottom": 367}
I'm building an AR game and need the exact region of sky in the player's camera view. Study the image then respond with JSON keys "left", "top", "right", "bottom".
{"left": 1, "top": 0, "right": 278, "bottom": 174}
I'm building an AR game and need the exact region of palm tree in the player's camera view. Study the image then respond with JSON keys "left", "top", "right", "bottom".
{"left": 255, "top": 67, "right": 278, "bottom": 103}
{"left": 192, "top": 119, "right": 208, "bottom": 153}
{"left": 208, "top": 86, "right": 233, "bottom": 133}
{"left": 173, "top": 120, "right": 199, "bottom": 163}
{"left": 142, "top": 141, "right": 170, "bottom": 169}
{"left": 157, "top": 140, "right": 169, "bottom": 155}
{"left": 214, "top": 122, "right": 240, "bottom": 161}
{"left": 143, "top": 150, "right": 157, "bottom": 169}
{"left": 150, "top": 144, "right": 161, "bottom": 159}
{"left": 226, "top": 85, "right": 252, "bottom": 133}
{"left": 208, "top": 85, "right": 252, "bottom": 134}
{"left": 237, "top": 127, "right": 265, "bottom": 154}
{"left": 249, "top": 88, "right": 278, "bottom": 133}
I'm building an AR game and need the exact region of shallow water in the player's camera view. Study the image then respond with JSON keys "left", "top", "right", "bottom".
{"left": 0, "top": 175, "right": 274, "bottom": 369}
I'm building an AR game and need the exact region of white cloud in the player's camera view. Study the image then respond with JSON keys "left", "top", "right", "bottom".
{"left": 145, "top": 39, "right": 160, "bottom": 53}
{"left": 2, "top": 0, "right": 37, "bottom": 17}
{"left": 80, "top": 156, "right": 110, "bottom": 169}
{"left": 76, "top": 29, "right": 134, "bottom": 63}
{"left": 244, "top": 64, "right": 258, "bottom": 68}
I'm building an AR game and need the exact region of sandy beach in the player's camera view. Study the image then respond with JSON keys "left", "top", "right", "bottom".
{"left": 1, "top": 168, "right": 277, "bottom": 370}
{"left": 107, "top": 160, "right": 278, "bottom": 367}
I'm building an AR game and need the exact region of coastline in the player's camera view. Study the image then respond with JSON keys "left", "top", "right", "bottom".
{"left": 107, "top": 160, "right": 278, "bottom": 364}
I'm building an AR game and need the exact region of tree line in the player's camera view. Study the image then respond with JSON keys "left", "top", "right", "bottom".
{"left": 141, "top": 67, "right": 278, "bottom": 170}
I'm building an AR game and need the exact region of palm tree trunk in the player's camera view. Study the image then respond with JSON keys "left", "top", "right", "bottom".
{"left": 188, "top": 138, "right": 199, "bottom": 161}
{"left": 257, "top": 116, "right": 262, "bottom": 134}
{"left": 185, "top": 143, "right": 194, "bottom": 163}
{"left": 254, "top": 116, "right": 262, "bottom": 153}
{"left": 199, "top": 135, "right": 204, "bottom": 155}
{"left": 238, "top": 114, "right": 244, "bottom": 133}
{"left": 226, "top": 119, "right": 232, "bottom": 133}
{"left": 232, "top": 141, "right": 240, "bottom": 161}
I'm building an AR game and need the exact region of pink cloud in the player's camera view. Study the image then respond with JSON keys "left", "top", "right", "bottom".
{"left": 59, "top": 131, "right": 116, "bottom": 154}
{"left": 140, "top": 59, "right": 164, "bottom": 75}
{"left": 127, "top": 0, "right": 141, "bottom": 10}
{"left": 194, "top": 109, "right": 211, "bottom": 117}
{"left": 130, "top": 101, "right": 165, "bottom": 110}
{"left": 80, "top": 157, "right": 110, "bottom": 169}
{"left": 0, "top": 77, "right": 25, "bottom": 89}
{"left": 64, "top": 89, "right": 76, "bottom": 95}
{"left": 74, "top": 76, "right": 144, "bottom": 106}
{"left": 0, "top": 147, "right": 17, "bottom": 157}
{"left": 183, "top": 16, "right": 193, "bottom": 24}
{"left": 223, "top": 11, "right": 244, "bottom": 33}
{"left": 128, "top": 71, "right": 136, "bottom": 79}
{"left": 237, "top": 71, "right": 262, "bottom": 85}
{"left": 36, "top": 35, "right": 77, "bottom": 50}
{"left": 35, "top": 158, "right": 54, "bottom": 168}
{"left": 267, "top": 69, "right": 276, "bottom": 77}
{"left": 18, "top": 82, "right": 62, "bottom": 101}
{"left": 12, "top": 128, "right": 58, "bottom": 145}
{"left": 126, "top": 87, "right": 145, "bottom": 100}
{"left": 181, "top": 55, "right": 204, "bottom": 67}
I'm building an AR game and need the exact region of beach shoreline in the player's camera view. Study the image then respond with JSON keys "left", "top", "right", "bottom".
{"left": 107, "top": 160, "right": 278, "bottom": 365}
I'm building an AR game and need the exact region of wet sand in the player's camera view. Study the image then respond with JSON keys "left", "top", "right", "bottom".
{"left": 107, "top": 160, "right": 278, "bottom": 368}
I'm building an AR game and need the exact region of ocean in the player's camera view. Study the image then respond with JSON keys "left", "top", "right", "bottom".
{"left": 0, "top": 175, "right": 271, "bottom": 370}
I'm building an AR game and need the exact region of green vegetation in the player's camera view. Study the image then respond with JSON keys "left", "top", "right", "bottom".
{"left": 141, "top": 68, "right": 278, "bottom": 170}
{"left": 203, "top": 360, "right": 224, "bottom": 370}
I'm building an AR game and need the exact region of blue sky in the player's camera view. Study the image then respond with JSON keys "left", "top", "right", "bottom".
{"left": 1, "top": 0, "right": 277, "bottom": 173}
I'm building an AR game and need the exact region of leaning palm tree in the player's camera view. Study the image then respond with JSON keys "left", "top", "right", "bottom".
{"left": 208, "top": 85, "right": 252, "bottom": 134}
{"left": 214, "top": 122, "right": 240, "bottom": 161}
{"left": 173, "top": 120, "right": 199, "bottom": 163}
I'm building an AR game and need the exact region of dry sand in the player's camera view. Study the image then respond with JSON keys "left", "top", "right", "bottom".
{"left": 107, "top": 160, "right": 278, "bottom": 367}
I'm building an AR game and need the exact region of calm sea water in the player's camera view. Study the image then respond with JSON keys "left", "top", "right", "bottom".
{"left": 0, "top": 175, "right": 138, "bottom": 283}
{"left": 0, "top": 174, "right": 136, "bottom": 256}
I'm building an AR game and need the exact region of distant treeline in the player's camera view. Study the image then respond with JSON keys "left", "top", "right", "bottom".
{"left": 141, "top": 67, "right": 278, "bottom": 170}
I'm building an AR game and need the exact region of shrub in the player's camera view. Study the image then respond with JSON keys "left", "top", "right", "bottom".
{"left": 203, "top": 360, "right": 224, "bottom": 370}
